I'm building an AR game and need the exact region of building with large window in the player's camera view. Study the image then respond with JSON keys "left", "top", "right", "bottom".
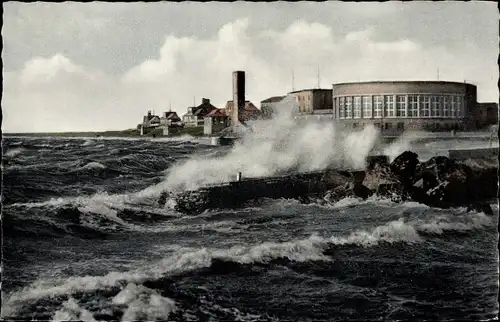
{"left": 290, "top": 89, "right": 333, "bottom": 114}
{"left": 332, "top": 81, "right": 478, "bottom": 132}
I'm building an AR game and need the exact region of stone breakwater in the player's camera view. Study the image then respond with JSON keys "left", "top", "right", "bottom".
{"left": 160, "top": 151, "right": 498, "bottom": 215}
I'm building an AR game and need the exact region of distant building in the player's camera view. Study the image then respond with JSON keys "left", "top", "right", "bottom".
{"left": 332, "top": 81, "right": 478, "bottom": 133}
{"left": 204, "top": 108, "right": 229, "bottom": 135}
{"left": 138, "top": 110, "right": 183, "bottom": 136}
{"left": 182, "top": 98, "right": 218, "bottom": 127}
{"left": 224, "top": 100, "right": 263, "bottom": 123}
{"left": 475, "top": 102, "right": 498, "bottom": 129}
{"left": 289, "top": 89, "right": 333, "bottom": 114}
{"left": 160, "top": 111, "right": 182, "bottom": 127}
{"left": 260, "top": 96, "right": 285, "bottom": 119}
{"left": 138, "top": 110, "right": 161, "bottom": 135}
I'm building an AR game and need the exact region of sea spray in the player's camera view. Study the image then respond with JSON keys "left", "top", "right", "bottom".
{"left": 51, "top": 298, "right": 97, "bottom": 322}
{"left": 160, "top": 95, "right": 381, "bottom": 192}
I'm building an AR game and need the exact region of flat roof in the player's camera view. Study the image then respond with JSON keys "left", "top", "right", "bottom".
{"left": 288, "top": 88, "right": 332, "bottom": 94}
{"left": 332, "top": 80, "right": 477, "bottom": 87}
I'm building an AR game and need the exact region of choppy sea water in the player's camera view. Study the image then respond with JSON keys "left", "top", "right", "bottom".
{"left": 2, "top": 135, "right": 499, "bottom": 321}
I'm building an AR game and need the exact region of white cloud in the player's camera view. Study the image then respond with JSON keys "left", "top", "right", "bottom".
{"left": 2, "top": 18, "right": 497, "bottom": 133}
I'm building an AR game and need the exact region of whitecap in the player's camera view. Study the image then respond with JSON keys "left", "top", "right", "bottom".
{"left": 5, "top": 148, "right": 25, "bottom": 158}
{"left": 51, "top": 298, "right": 97, "bottom": 322}
{"left": 3, "top": 221, "right": 424, "bottom": 316}
{"left": 112, "top": 283, "right": 176, "bottom": 322}
{"left": 80, "top": 162, "right": 106, "bottom": 170}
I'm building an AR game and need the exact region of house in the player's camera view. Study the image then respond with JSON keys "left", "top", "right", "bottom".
{"left": 182, "top": 98, "right": 218, "bottom": 127}
{"left": 160, "top": 111, "right": 182, "bottom": 127}
{"left": 223, "top": 100, "right": 263, "bottom": 123}
{"left": 204, "top": 108, "right": 230, "bottom": 135}
{"left": 260, "top": 96, "right": 285, "bottom": 119}
{"left": 138, "top": 110, "right": 184, "bottom": 136}
{"left": 137, "top": 110, "right": 162, "bottom": 135}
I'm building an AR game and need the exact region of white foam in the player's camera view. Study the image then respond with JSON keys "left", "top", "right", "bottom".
{"left": 382, "top": 132, "right": 418, "bottom": 162}
{"left": 112, "top": 283, "right": 176, "bottom": 322}
{"left": 417, "top": 211, "right": 494, "bottom": 234}
{"left": 51, "top": 298, "right": 97, "bottom": 322}
{"left": 4, "top": 219, "right": 423, "bottom": 315}
{"left": 5, "top": 148, "right": 25, "bottom": 158}
{"left": 151, "top": 95, "right": 381, "bottom": 193}
{"left": 330, "top": 218, "right": 422, "bottom": 247}
{"left": 81, "top": 139, "right": 94, "bottom": 146}
{"left": 80, "top": 162, "right": 106, "bottom": 170}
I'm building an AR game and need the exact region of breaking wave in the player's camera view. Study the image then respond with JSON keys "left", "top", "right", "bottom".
{"left": 80, "top": 162, "right": 106, "bottom": 171}
{"left": 5, "top": 147, "right": 25, "bottom": 158}
{"left": 158, "top": 96, "right": 382, "bottom": 192}
{"left": 6, "top": 209, "right": 494, "bottom": 318}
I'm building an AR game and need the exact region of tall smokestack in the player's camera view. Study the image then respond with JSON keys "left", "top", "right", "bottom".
{"left": 232, "top": 71, "right": 245, "bottom": 130}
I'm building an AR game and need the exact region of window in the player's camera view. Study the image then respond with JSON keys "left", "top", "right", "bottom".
{"left": 456, "top": 96, "right": 464, "bottom": 117}
{"left": 397, "top": 122, "right": 404, "bottom": 130}
{"left": 385, "top": 122, "right": 392, "bottom": 130}
{"left": 353, "top": 123, "right": 358, "bottom": 128}
{"left": 431, "top": 96, "right": 441, "bottom": 117}
{"left": 408, "top": 95, "right": 418, "bottom": 117}
{"left": 384, "top": 95, "right": 395, "bottom": 117}
{"left": 345, "top": 96, "right": 353, "bottom": 118}
{"left": 420, "top": 95, "right": 431, "bottom": 117}
{"left": 374, "top": 96, "right": 383, "bottom": 118}
{"left": 396, "top": 95, "right": 407, "bottom": 117}
{"left": 339, "top": 97, "right": 345, "bottom": 118}
{"left": 362, "top": 96, "right": 372, "bottom": 118}
{"left": 354, "top": 96, "right": 362, "bottom": 118}
{"left": 450, "top": 95, "right": 457, "bottom": 117}
{"left": 374, "top": 122, "right": 381, "bottom": 128}
{"left": 443, "top": 96, "right": 450, "bottom": 117}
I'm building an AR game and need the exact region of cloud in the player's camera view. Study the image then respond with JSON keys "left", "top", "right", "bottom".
{"left": 2, "top": 18, "right": 497, "bottom": 133}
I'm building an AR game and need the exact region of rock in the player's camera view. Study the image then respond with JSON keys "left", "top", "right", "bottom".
{"left": 377, "top": 183, "right": 411, "bottom": 202}
{"left": 390, "top": 151, "right": 420, "bottom": 186}
{"left": 363, "top": 156, "right": 399, "bottom": 190}
{"left": 321, "top": 170, "right": 353, "bottom": 191}
{"left": 418, "top": 156, "right": 455, "bottom": 182}
{"left": 352, "top": 183, "right": 373, "bottom": 199}
{"left": 321, "top": 169, "right": 373, "bottom": 203}
{"left": 365, "top": 155, "right": 390, "bottom": 171}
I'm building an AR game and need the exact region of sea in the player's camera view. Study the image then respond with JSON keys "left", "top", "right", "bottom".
{"left": 2, "top": 134, "right": 499, "bottom": 321}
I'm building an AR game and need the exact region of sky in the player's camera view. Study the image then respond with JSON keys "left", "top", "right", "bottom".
{"left": 2, "top": 1, "right": 498, "bottom": 132}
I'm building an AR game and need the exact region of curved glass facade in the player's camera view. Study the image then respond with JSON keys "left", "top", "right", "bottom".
{"left": 334, "top": 94, "right": 465, "bottom": 119}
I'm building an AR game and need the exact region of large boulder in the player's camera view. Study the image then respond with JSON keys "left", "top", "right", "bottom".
{"left": 390, "top": 151, "right": 420, "bottom": 186}
{"left": 321, "top": 169, "right": 373, "bottom": 203}
{"left": 320, "top": 169, "right": 353, "bottom": 191}
{"left": 363, "top": 155, "right": 406, "bottom": 200}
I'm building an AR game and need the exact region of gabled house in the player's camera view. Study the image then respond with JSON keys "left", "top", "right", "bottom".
{"left": 183, "top": 98, "right": 218, "bottom": 127}
{"left": 204, "top": 108, "right": 230, "bottom": 135}
{"left": 224, "top": 100, "right": 263, "bottom": 122}
{"left": 161, "top": 111, "right": 182, "bottom": 127}
{"left": 138, "top": 110, "right": 162, "bottom": 135}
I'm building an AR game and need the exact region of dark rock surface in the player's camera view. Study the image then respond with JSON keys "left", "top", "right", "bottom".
{"left": 162, "top": 151, "right": 497, "bottom": 215}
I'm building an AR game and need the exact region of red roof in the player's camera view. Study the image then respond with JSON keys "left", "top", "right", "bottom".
{"left": 206, "top": 108, "right": 227, "bottom": 117}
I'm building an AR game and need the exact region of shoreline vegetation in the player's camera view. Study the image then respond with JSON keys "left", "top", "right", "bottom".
{"left": 3, "top": 127, "right": 205, "bottom": 138}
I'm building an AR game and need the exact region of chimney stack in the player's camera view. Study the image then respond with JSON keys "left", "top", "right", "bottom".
{"left": 232, "top": 71, "right": 245, "bottom": 130}
{"left": 202, "top": 98, "right": 210, "bottom": 104}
